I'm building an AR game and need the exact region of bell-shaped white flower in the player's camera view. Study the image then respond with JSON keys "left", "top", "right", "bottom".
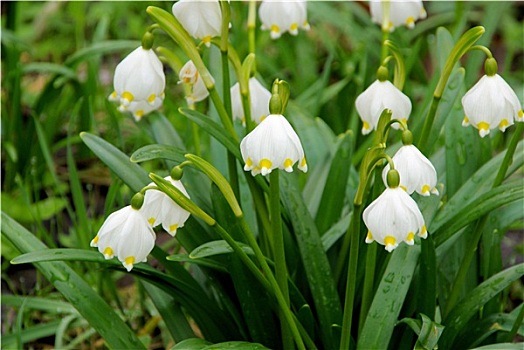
{"left": 240, "top": 114, "right": 307, "bottom": 176}
{"left": 363, "top": 170, "right": 427, "bottom": 252}
{"left": 172, "top": 0, "right": 222, "bottom": 47}
{"left": 179, "top": 60, "right": 212, "bottom": 104}
{"left": 231, "top": 77, "right": 271, "bottom": 125}
{"left": 259, "top": 0, "right": 310, "bottom": 40}
{"left": 461, "top": 74, "right": 522, "bottom": 138}
{"left": 382, "top": 144, "right": 439, "bottom": 196}
{"left": 355, "top": 79, "right": 412, "bottom": 135}
{"left": 109, "top": 46, "right": 165, "bottom": 121}
{"left": 140, "top": 176, "right": 191, "bottom": 236}
{"left": 91, "top": 206, "right": 156, "bottom": 271}
{"left": 370, "top": 0, "right": 427, "bottom": 31}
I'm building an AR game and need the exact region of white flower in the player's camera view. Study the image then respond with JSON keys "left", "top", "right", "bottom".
{"left": 140, "top": 176, "right": 191, "bottom": 236}
{"left": 461, "top": 74, "right": 522, "bottom": 138}
{"left": 231, "top": 77, "right": 271, "bottom": 125}
{"left": 363, "top": 187, "right": 427, "bottom": 252}
{"left": 240, "top": 114, "right": 307, "bottom": 176}
{"left": 259, "top": 0, "right": 310, "bottom": 40}
{"left": 172, "top": 0, "right": 222, "bottom": 47}
{"left": 355, "top": 79, "right": 412, "bottom": 134}
{"left": 370, "top": 0, "right": 427, "bottom": 31}
{"left": 179, "top": 60, "right": 212, "bottom": 104}
{"left": 91, "top": 206, "right": 156, "bottom": 271}
{"left": 382, "top": 145, "right": 439, "bottom": 196}
{"left": 109, "top": 46, "right": 165, "bottom": 121}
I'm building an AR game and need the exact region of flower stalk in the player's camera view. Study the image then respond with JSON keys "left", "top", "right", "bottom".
{"left": 417, "top": 26, "right": 485, "bottom": 152}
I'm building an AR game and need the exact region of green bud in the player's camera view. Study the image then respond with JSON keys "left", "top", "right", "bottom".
{"left": 131, "top": 192, "right": 145, "bottom": 210}
{"left": 377, "top": 66, "right": 389, "bottom": 82}
{"left": 401, "top": 129, "right": 413, "bottom": 145}
{"left": 386, "top": 169, "right": 400, "bottom": 188}
{"left": 171, "top": 166, "right": 184, "bottom": 180}
{"left": 484, "top": 57, "right": 498, "bottom": 77}
{"left": 141, "top": 31, "right": 155, "bottom": 50}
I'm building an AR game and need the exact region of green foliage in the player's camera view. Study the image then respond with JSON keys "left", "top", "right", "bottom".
{"left": 2, "top": 1, "right": 523, "bottom": 349}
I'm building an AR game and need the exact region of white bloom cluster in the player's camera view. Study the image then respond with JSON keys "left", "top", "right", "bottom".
{"left": 259, "top": 0, "right": 310, "bottom": 39}
{"left": 108, "top": 46, "right": 165, "bottom": 121}
{"left": 240, "top": 114, "right": 307, "bottom": 176}
{"left": 369, "top": 0, "right": 427, "bottom": 31}
{"left": 91, "top": 177, "right": 191, "bottom": 271}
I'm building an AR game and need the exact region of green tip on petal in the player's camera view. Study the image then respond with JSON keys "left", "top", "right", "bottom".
{"left": 141, "top": 31, "right": 155, "bottom": 50}
{"left": 171, "top": 166, "right": 184, "bottom": 181}
{"left": 386, "top": 169, "right": 400, "bottom": 188}
{"left": 376, "top": 66, "right": 389, "bottom": 82}
{"left": 401, "top": 129, "right": 413, "bottom": 145}
{"left": 484, "top": 57, "right": 498, "bottom": 76}
{"left": 131, "top": 192, "right": 145, "bottom": 210}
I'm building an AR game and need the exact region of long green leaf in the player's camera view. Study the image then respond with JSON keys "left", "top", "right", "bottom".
{"left": 1, "top": 295, "right": 77, "bottom": 314}
{"left": 433, "top": 181, "right": 523, "bottom": 246}
{"left": 64, "top": 40, "right": 139, "bottom": 66}
{"left": 189, "top": 240, "right": 254, "bottom": 259}
{"left": 2, "top": 213, "right": 145, "bottom": 349}
{"left": 179, "top": 108, "right": 242, "bottom": 160}
{"left": 315, "top": 131, "right": 354, "bottom": 234}
{"left": 358, "top": 245, "right": 421, "bottom": 349}
{"left": 441, "top": 263, "right": 524, "bottom": 348}
{"left": 130, "top": 144, "right": 186, "bottom": 164}
{"left": 80, "top": 132, "right": 149, "bottom": 193}
{"left": 280, "top": 174, "right": 342, "bottom": 350}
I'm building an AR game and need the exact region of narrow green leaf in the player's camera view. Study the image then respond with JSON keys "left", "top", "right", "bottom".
{"left": 22, "top": 63, "right": 78, "bottom": 81}
{"left": 147, "top": 112, "right": 185, "bottom": 148}
{"left": 2, "top": 320, "right": 62, "bottom": 349}
{"left": 130, "top": 144, "right": 186, "bottom": 164}
{"left": 315, "top": 131, "right": 353, "bottom": 234}
{"left": 141, "top": 281, "right": 196, "bottom": 343}
{"left": 417, "top": 314, "right": 445, "bottom": 350}
{"left": 470, "top": 343, "right": 524, "bottom": 350}
{"left": 64, "top": 40, "right": 139, "bottom": 66}
{"left": 280, "top": 174, "right": 342, "bottom": 350}
{"left": 80, "top": 132, "right": 149, "bottom": 193}
{"left": 433, "top": 181, "right": 523, "bottom": 247}
{"left": 204, "top": 342, "right": 270, "bottom": 349}
{"left": 441, "top": 263, "right": 524, "bottom": 348}
{"left": 1, "top": 295, "right": 77, "bottom": 314}
{"left": 171, "top": 338, "right": 212, "bottom": 349}
{"left": 166, "top": 254, "right": 227, "bottom": 272}
{"left": 179, "top": 108, "right": 242, "bottom": 161}
{"left": 189, "top": 240, "right": 254, "bottom": 259}
{"left": 2, "top": 213, "right": 145, "bottom": 349}
{"left": 358, "top": 245, "right": 420, "bottom": 349}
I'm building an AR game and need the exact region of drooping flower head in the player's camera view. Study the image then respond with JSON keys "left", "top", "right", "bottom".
{"left": 109, "top": 44, "right": 165, "bottom": 121}
{"left": 363, "top": 169, "right": 427, "bottom": 252}
{"left": 259, "top": 0, "right": 310, "bottom": 40}
{"left": 179, "top": 60, "right": 212, "bottom": 104}
{"left": 369, "top": 0, "right": 427, "bottom": 31}
{"left": 355, "top": 67, "right": 412, "bottom": 135}
{"left": 172, "top": 0, "right": 222, "bottom": 47}
{"left": 140, "top": 176, "right": 191, "bottom": 236}
{"left": 91, "top": 196, "right": 156, "bottom": 271}
{"left": 240, "top": 114, "right": 307, "bottom": 176}
{"left": 461, "top": 58, "right": 522, "bottom": 138}
{"left": 382, "top": 130, "right": 439, "bottom": 196}
{"left": 231, "top": 77, "right": 271, "bottom": 125}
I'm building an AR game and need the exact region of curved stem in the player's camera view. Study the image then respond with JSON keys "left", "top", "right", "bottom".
{"left": 417, "top": 26, "right": 485, "bottom": 152}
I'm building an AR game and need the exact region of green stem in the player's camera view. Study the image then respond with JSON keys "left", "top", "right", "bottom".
{"left": 248, "top": 0, "right": 257, "bottom": 60}
{"left": 340, "top": 204, "right": 363, "bottom": 350}
{"left": 444, "top": 122, "right": 524, "bottom": 318}
{"left": 270, "top": 170, "right": 293, "bottom": 349}
{"left": 417, "top": 26, "right": 485, "bottom": 152}
{"left": 238, "top": 218, "right": 306, "bottom": 350}
{"left": 358, "top": 232, "right": 377, "bottom": 334}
